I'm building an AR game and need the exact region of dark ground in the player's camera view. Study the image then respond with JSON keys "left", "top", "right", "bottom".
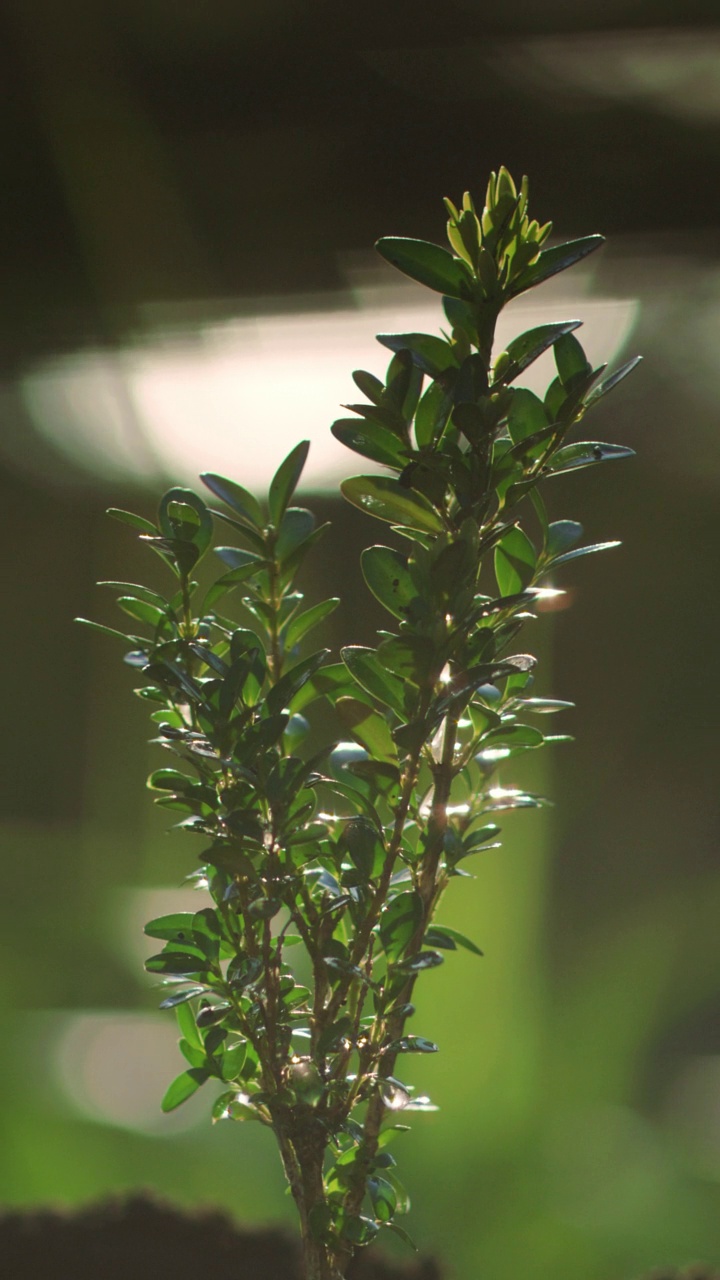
{"left": 0, "top": 1194, "right": 441, "bottom": 1280}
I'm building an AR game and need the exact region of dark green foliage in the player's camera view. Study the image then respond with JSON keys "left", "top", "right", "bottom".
{"left": 79, "top": 166, "right": 637, "bottom": 1280}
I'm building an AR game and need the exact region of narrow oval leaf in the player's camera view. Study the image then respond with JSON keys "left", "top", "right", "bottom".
{"left": 585, "top": 355, "right": 642, "bottom": 406}
{"left": 161, "top": 1068, "right": 208, "bottom": 1112}
{"left": 380, "top": 891, "right": 423, "bottom": 962}
{"left": 341, "top": 646, "right": 408, "bottom": 717}
{"left": 545, "top": 442, "right": 635, "bottom": 475}
{"left": 336, "top": 697, "right": 398, "bottom": 763}
{"left": 424, "top": 925, "right": 483, "bottom": 956}
{"left": 361, "top": 545, "right": 418, "bottom": 620}
{"left": 331, "top": 419, "right": 407, "bottom": 469}
{"left": 375, "top": 236, "right": 473, "bottom": 299}
{"left": 509, "top": 234, "right": 605, "bottom": 297}
{"left": 200, "top": 473, "right": 264, "bottom": 528}
{"left": 494, "top": 527, "right": 536, "bottom": 596}
{"left": 107, "top": 507, "right": 157, "bottom": 534}
{"left": 546, "top": 540, "right": 621, "bottom": 569}
{"left": 341, "top": 476, "right": 445, "bottom": 533}
{"left": 507, "top": 388, "right": 548, "bottom": 445}
{"left": 498, "top": 320, "right": 582, "bottom": 385}
{"left": 268, "top": 441, "right": 310, "bottom": 526}
{"left": 376, "top": 332, "right": 458, "bottom": 377}
{"left": 284, "top": 598, "right": 340, "bottom": 649}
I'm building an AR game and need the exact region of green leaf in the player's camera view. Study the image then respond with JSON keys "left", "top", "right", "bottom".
{"left": 75, "top": 618, "right": 133, "bottom": 645}
{"left": 546, "top": 520, "right": 583, "bottom": 558}
{"left": 331, "top": 418, "right": 407, "bottom": 469}
{"left": 424, "top": 925, "right": 483, "bottom": 956}
{"left": 555, "top": 332, "right": 591, "bottom": 387}
{"left": 482, "top": 723, "right": 544, "bottom": 749}
{"left": 268, "top": 441, "right": 310, "bottom": 526}
{"left": 275, "top": 507, "right": 316, "bottom": 560}
{"left": 341, "top": 476, "right": 445, "bottom": 534}
{"left": 266, "top": 649, "right": 330, "bottom": 715}
{"left": 368, "top": 1175, "right": 397, "bottom": 1223}
{"left": 200, "top": 473, "right": 263, "bottom": 528}
{"left": 377, "top": 635, "right": 437, "bottom": 688}
{"left": 158, "top": 987, "right": 205, "bottom": 1009}
{"left": 361, "top": 546, "right": 418, "bottom": 621}
{"left": 158, "top": 488, "right": 213, "bottom": 560}
{"left": 507, "top": 389, "right": 548, "bottom": 445}
{"left": 352, "top": 368, "right": 385, "bottom": 404}
{"left": 498, "top": 321, "right": 582, "bottom": 385}
{"left": 161, "top": 1068, "right": 208, "bottom": 1112}
{"left": 146, "top": 951, "right": 208, "bottom": 976}
{"left": 341, "top": 816, "right": 386, "bottom": 880}
{"left": 509, "top": 235, "right": 605, "bottom": 297}
{"left": 176, "top": 999, "right": 204, "bottom": 1052}
{"left": 107, "top": 507, "right": 157, "bottom": 534}
{"left": 336, "top": 698, "right": 398, "bottom": 763}
{"left": 585, "top": 356, "right": 642, "bottom": 407}
{"left": 545, "top": 441, "right": 635, "bottom": 475}
{"left": 545, "top": 540, "right": 621, "bottom": 569}
{"left": 145, "top": 913, "right": 197, "bottom": 941}
{"left": 494, "top": 527, "right": 536, "bottom": 595}
{"left": 99, "top": 581, "right": 168, "bottom": 608}
{"left": 290, "top": 662, "right": 357, "bottom": 714}
{"left": 375, "top": 237, "right": 473, "bottom": 299}
{"left": 396, "top": 950, "right": 444, "bottom": 973}
{"left": 384, "top": 1221, "right": 417, "bottom": 1251}
{"left": 379, "top": 891, "right": 423, "bottom": 962}
{"left": 284, "top": 599, "right": 340, "bottom": 649}
{"left": 341, "top": 646, "right": 408, "bottom": 717}
{"left": 388, "top": 1036, "right": 438, "bottom": 1054}
{"left": 414, "top": 380, "right": 451, "bottom": 448}
{"left": 520, "top": 698, "right": 574, "bottom": 714}
{"left": 376, "top": 332, "right": 458, "bottom": 377}
{"left": 463, "top": 823, "right": 501, "bottom": 852}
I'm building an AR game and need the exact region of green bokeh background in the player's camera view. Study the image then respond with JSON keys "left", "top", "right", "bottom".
{"left": 0, "top": 4, "right": 719, "bottom": 1278}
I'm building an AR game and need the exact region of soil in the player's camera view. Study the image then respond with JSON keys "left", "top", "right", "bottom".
{"left": 0, "top": 1192, "right": 442, "bottom": 1279}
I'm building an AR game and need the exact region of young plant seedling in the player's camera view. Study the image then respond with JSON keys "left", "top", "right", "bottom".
{"left": 79, "top": 166, "right": 638, "bottom": 1280}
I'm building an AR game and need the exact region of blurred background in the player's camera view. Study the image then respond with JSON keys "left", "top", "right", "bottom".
{"left": 0, "top": 2, "right": 719, "bottom": 1278}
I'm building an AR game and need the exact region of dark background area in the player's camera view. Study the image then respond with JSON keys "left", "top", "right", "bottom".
{"left": 0, "top": 4, "right": 719, "bottom": 1279}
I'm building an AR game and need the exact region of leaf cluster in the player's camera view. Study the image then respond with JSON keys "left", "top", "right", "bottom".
{"left": 80, "top": 166, "right": 638, "bottom": 1277}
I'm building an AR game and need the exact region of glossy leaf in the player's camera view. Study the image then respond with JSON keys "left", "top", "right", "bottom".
{"left": 352, "top": 368, "right": 384, "bottom": 404}
{"left": 341, "top": 476, "right": 445, "bottom": 533}
{"left": 375, "top": 236, "right": 474, "bottom": 299}
{"left": 545, "top": 441, "right": 635, "bottom": 475}
{"left": 161, "top": 1068, "right": 208, "bottom": 1112}
{"left": 268, "top": 441, "right": 310, "bottom": 527}
{"left": 507, "top": 389, "right": 548, "bottom": 445}
{"left": 331, "top": 418, "right": 407, "bottom": 469}
{"left": 361, "top": 546, "right": 418, "bottom": 620}
{"left": 555, "top": 332, "right": 591, "bottom": 387}
{"left": 509, "top": 234, "right": 604, "bottom": 297}
{"left": 396, "top": 950, "right": 444, "bottom": 973}
{"left": 107, "top": 507, "right": 156, "bottom": 534}
{"left": 546, "top": 540, "right": 621, "bottom": 569}
{"left": 200, "top": 473, "right": 264, "bottom": 528}
{"left": 341, "top": 646, "right": 408, "bottom": 717}
{"left": 414, "top": 380, "right": 451, "bottom": 448}
{"left": 498, "top": 320, "right": 582, "bottom": 385}
{"left": 494, "top": 527, "right": 536, "bottom": 596}
{"left": 144, "top": 912, "right": 196, "bottom": 940}
{"left": 380, "top": 891, "right": 423, "bottom": 962}
{"left": 376, "top": 332, "right": 457, "bottom": 377}
{"left": 424, "top": 925, "right": 483, "bottom": 956}
{"left": 585, "top": 355, "right": 642, "bottom": 406}
{"left": 336, "top": 697, "right": 398, "bottom": 763}
{"left": 284, "top": 598, "right": 340, "bottom": 649}
{"left": 546, "top": 519, "right": 583, "bottom": 558}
